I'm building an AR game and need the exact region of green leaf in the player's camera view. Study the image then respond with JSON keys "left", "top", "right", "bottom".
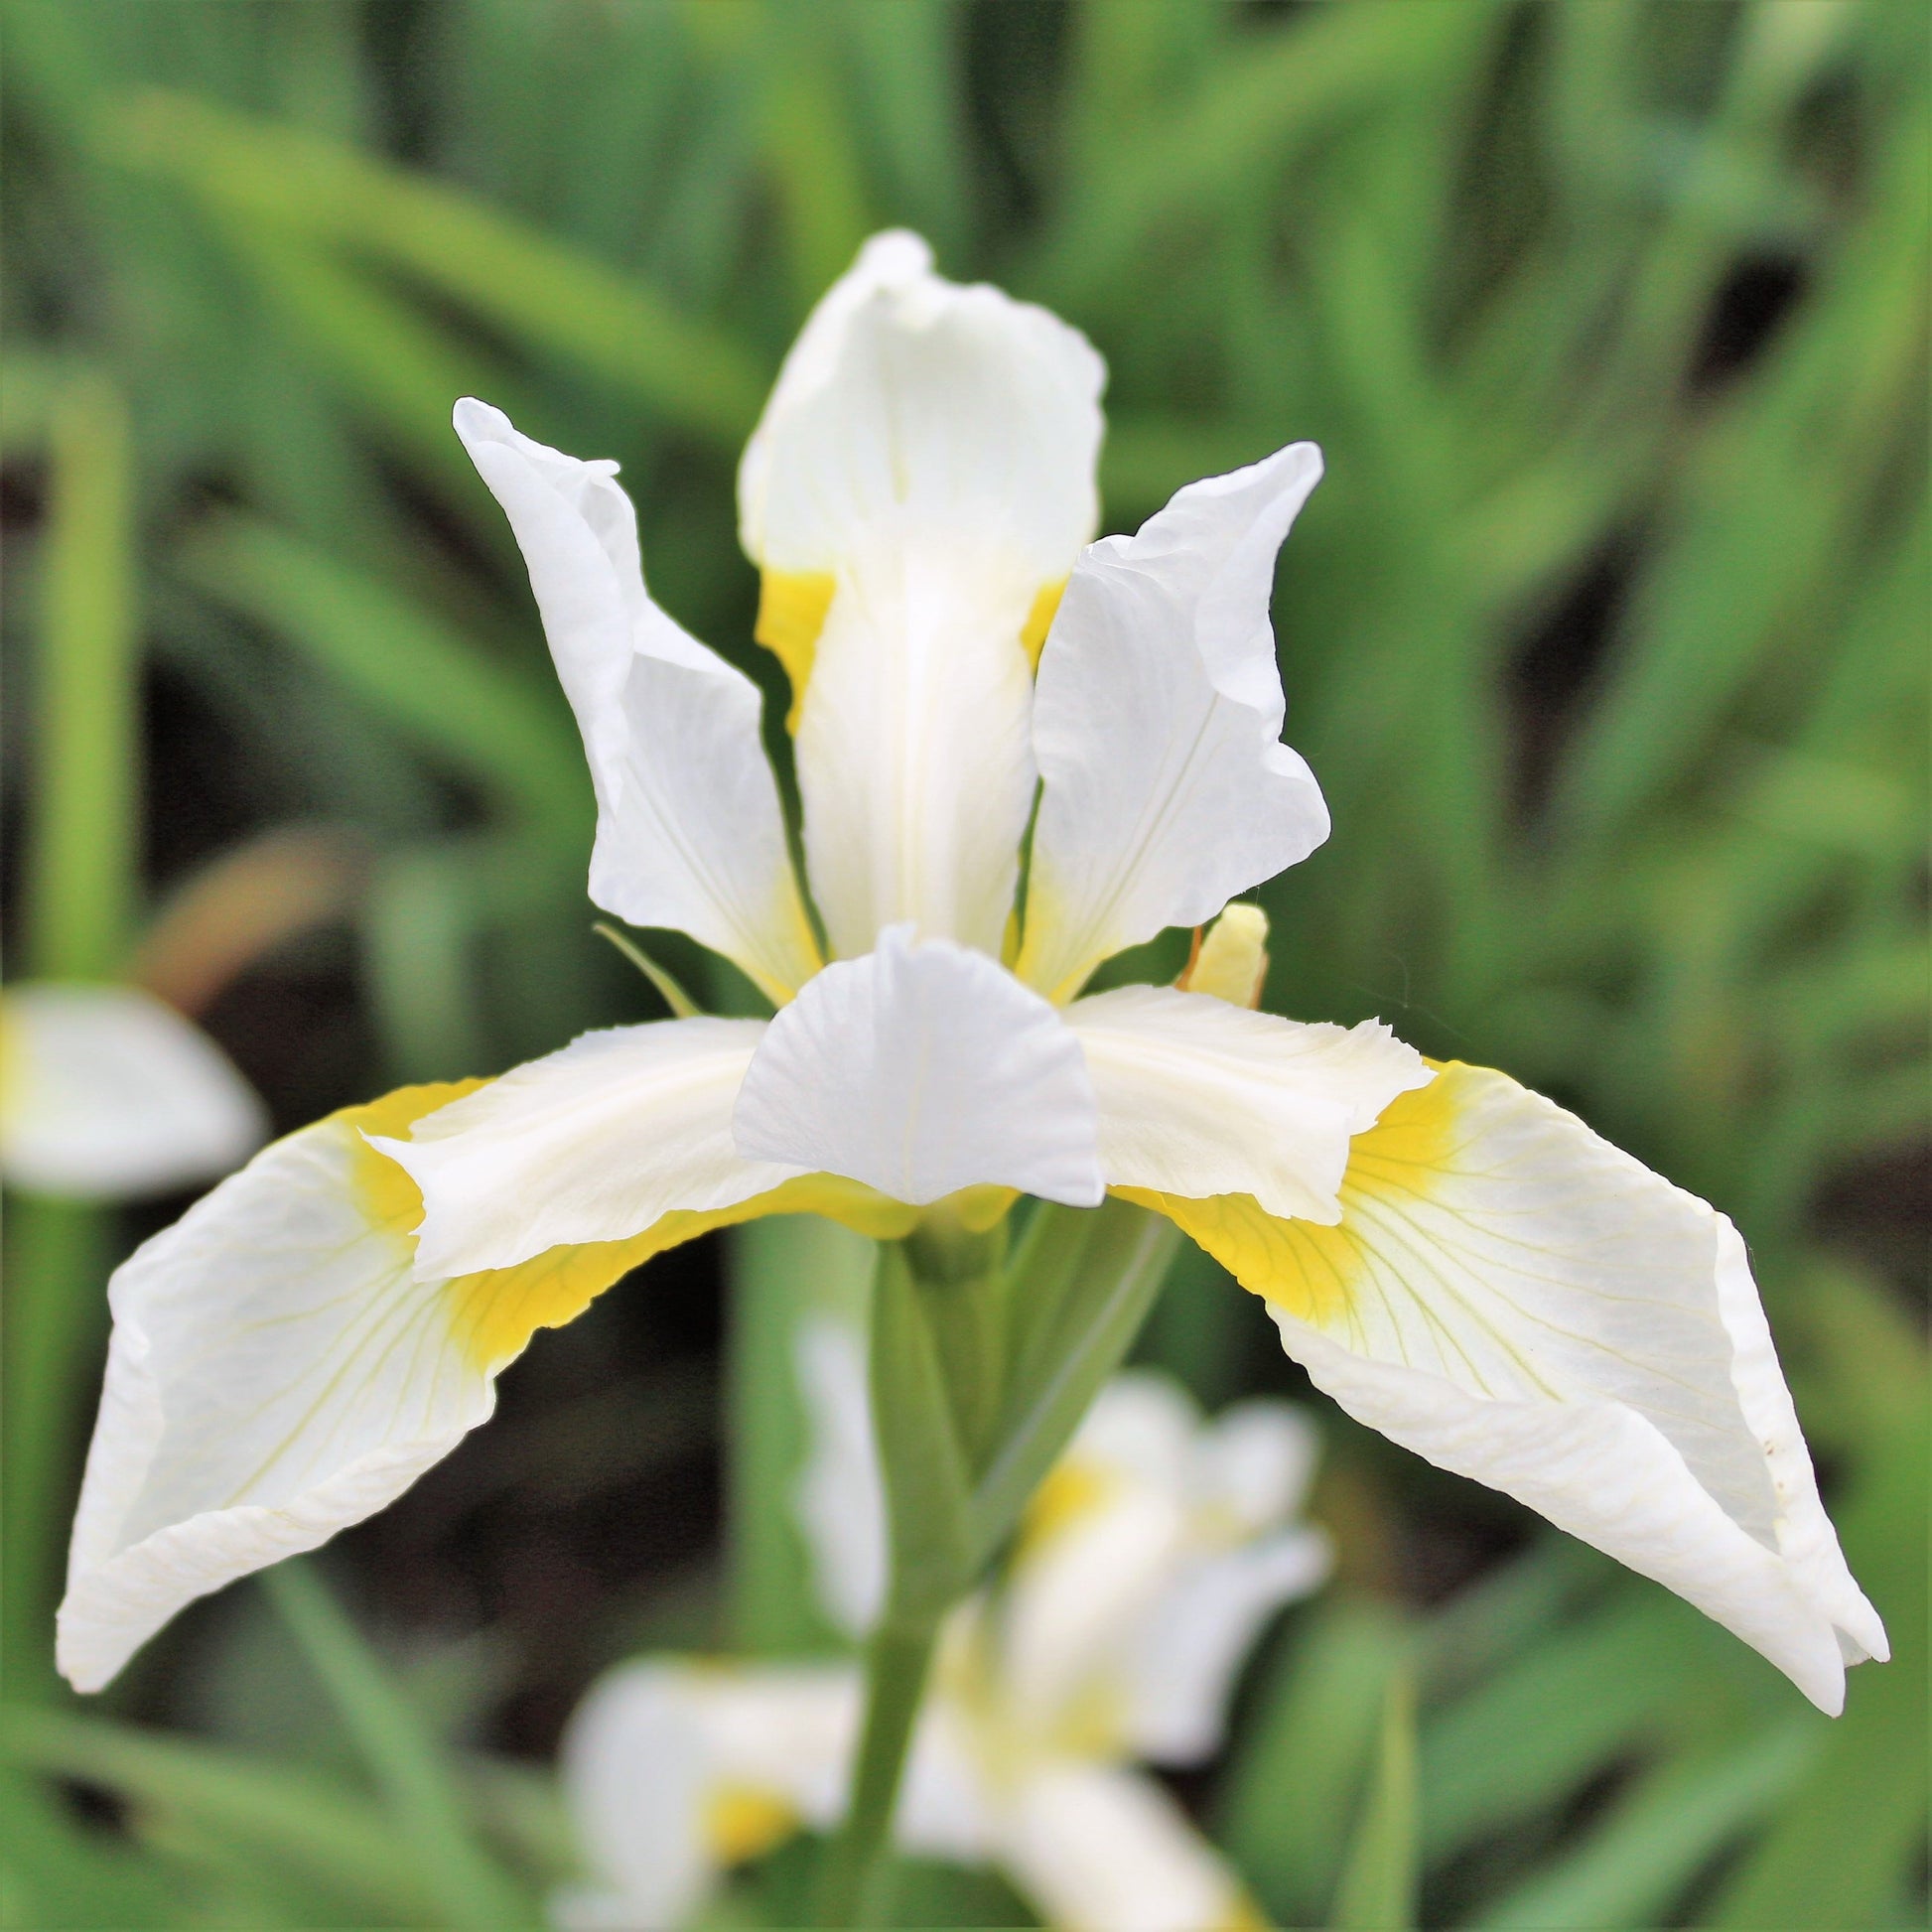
{"left": 176, "top": 516, "right": 588, "bottom": 837}
{"left": 1706, "top": 1383, "right": 1929, "bottom": 1928}
{"left": 1216, "top": 1599, "right": 1413, "bottom": 1928}
{"left": 104, "top": 87, "right": 767, "bottom": 448}
{"left": 0, "top": 1708, "right": 435, "bottom": 1925}
{"left": 1474, "top": 1723, "right": 1816, "bottom": 1930}
{"left": 26, "top": 367, "right": 137, "bottom": 981}
{"left": 262, "top": 1562, "right": 532, "bottom": 1931}
{"left": 1419, "top": 1590, "right": 1703, "bottom": 1863}
{"left": 1330, "top": 1657, "right": 1420, "bottom": 1932}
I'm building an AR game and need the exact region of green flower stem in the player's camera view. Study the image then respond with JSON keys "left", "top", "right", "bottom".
{"left": 808, "top": 1613, "right": 941, "bottom": 1928}
{"left": 813, "top": 1200, "right": 1180, "bottom": 1923}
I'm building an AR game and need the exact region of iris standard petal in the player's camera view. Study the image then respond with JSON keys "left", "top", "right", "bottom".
{"left": 1145, "top": 1060, "right": 1883, "bottom": 1713}
{"left": 0, "top": 983, "right": 266, "bottom": 1199}
{"left": 455, "top": 399, "right": 819, "bottom": 1002}
{"left": 733, "top": 924, "right": 1105, "bottom": 1207}
{"left": 1020, "top": 444, "right": 1329, "bottom": 1002}
{"left": 1068, "top": 984, "right": 1430, "bottom": 1223}
{"left": 1000, "top": 1762, "right": 1256, "bottom": 1932}
{"left": 738, "top": 231, "right": 1105, "bottom": 958}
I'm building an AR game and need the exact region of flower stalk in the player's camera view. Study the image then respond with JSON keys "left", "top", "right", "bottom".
{"left": 814, "top": 1198, "right": 1182, "bottom": 1921}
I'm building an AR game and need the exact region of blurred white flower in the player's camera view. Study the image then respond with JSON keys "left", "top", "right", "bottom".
{"left": 0, "top": 982, "right": 265, "bottom": 1200}
{"left": 558, "top": 1364, "right": 1328, "bottom": 1931}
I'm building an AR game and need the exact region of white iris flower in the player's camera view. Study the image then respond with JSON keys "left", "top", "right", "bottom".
{"left": 559, "top": 1364, "right": 1327, "bottom": 1932}
{"left": 1, "top": 982, "right": 264, "bottom": 1200}
{"left": 58, "top": 231, "right": 1881, "bottom": 1718}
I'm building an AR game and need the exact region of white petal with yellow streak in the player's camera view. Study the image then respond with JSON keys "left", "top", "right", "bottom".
{"left": 455, "top": 399, "right": 817, "bottom": 1001}
{"left": 61, "top": 1090, "right": 496, "bottom": 1691}
{"left": 1066, "top": 984, "right": 1429, "bottom": 1223}
{"left": 372, "top": 1018, "right": 792, "bottom": 1277}
{"left": 738, "top": 232, "right": 1105, "bottom": 957}
{"left": 734, "top": 925, "right": 1104, "bottom": 1207}
{"left": 1, "top": 983, "right": 265, "bottom": 1199}
{"left": 1020, "top": 444, "right": 1328, "bottom": 1002}
{"left": 1208, "top": 1061, "right": 1887, "bottom": 1714}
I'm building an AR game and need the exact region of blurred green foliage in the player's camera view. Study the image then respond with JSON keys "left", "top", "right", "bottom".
{"left": 1, "top": 1, "right": 1925, "bottom": 1927}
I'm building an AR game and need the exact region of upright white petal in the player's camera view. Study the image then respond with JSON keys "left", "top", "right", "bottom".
{"left": 455, "top": 399, "right": 818, "bottom": 1002}
{"left": 1066, "top": 985, "right": 1429, "bottom": 1223}
{"left": 61, "top": 1098, "right": 488, "bottom": 1691}
{"left": 1235, "top": 1062, "right": 1885, "bottom": 1715}
{"left": 1, "top": 984, "right": 265, "bottom": 1199}
{"left": 1000, "top": 1762, "right": 1253, "bottom": 1932}
{"left": 739, "top": 231, "right": 1105, "bottom": 957}
{"left": 370, "top": 1018, "right": 794, "bottom": 1278}
{"left": 733, "top": 925, "right": 1103, "bottom": 1207}
{"left": 1021, "top": 445, "right": 1328, "bottom": 1002}
{"left": 559, "top": 1659, "right": 859, "bottom": 1932}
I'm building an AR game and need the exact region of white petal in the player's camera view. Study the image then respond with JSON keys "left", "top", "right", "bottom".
{"left": 371, "top": 1018, "right": 795, "bottom": 1277}
{"left": 1020, "top": 444, "right": 1330, "bottom": 1001}
{"left": 1252, "top": 1062, "right": 1885, "bottom": 1714}
{"left": 560, "top": 1659, "right": 859, "bottom": 1931}
{"left": 1121, "top": 1529, "right": 1331, "bottom": 1766}
{"left": 1000, "top": 1762, "right": 1252, "bottom": 1932}
{"left": 1, "top": 984, "right": 266, "bottom": 1199}
{"left": 454, "top": 398, "right": 818, "bottom": 1001}
{"left": 1066, "top": 985, "right": 1430, "bottom": 1222}
{"left": 739, "top": 232, "right": 1105, "bottom": 957}
{"left": 60, "top": 1105, "right": 492, "bottom": 1692}
{"left": 792, "top": 1314, "right": 887, "bottom": 1641}
{"left": 733, "top": 925, "right": 1103, "bottom": 1207}
{"left": 1188, "top": 1397, "right": 1321, "bottom": 1533}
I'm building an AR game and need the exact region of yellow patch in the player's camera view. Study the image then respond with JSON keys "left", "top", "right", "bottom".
{"left": 704, "top": 1784, "right": 797, "bottom": 1863}
{"left": 756, "top": 570, "right": 836, "bottom": 730}
{"left": 1020, "top": 579, "right": 1066, "bottom": 671}
{"left": 1017, "top": 1457, "right": 1114, "bottom": 1558}
{"left": 1118, "top": 1061, "right": 1462, "bottom": 1326}
{"left": 1177, "top": 903, "right": 1271, "bottom": 1008}
{"left": 345, "top": 1082, "right": 918, "bottom": 1374}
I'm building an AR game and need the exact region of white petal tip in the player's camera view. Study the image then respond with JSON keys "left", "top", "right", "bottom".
{"left": 852, "top": 228, "right": 935, "bottom": 282}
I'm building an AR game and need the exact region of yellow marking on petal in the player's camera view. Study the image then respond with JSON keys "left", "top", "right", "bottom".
{"left": 345, "top": 1081, "right": 916, "bottom": 1373}
{"left": 1018, "top": 1458, "right": 1115, "bottom": 1559}
{"left": 705, "top": 1784, "right": 798, "bottom": 1863}
{"left": 1117, "top": 1060, "right": 1456, "bottom": 1326}
{"left": 756, "top": 569, "right": 836, "bottom": 730}
{"left": 0, "top": 999, "right": 23, "bottom": 1132}
{"left": 1177, "top": 903, "right": 1270, "bottom": 1008}
{"left": 1020, "top": 578, "right": 1066, "bottom": 672}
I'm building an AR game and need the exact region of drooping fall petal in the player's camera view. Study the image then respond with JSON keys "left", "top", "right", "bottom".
{"left": 1143, "top": 1060, "right": 1885, "bottom": 1714}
